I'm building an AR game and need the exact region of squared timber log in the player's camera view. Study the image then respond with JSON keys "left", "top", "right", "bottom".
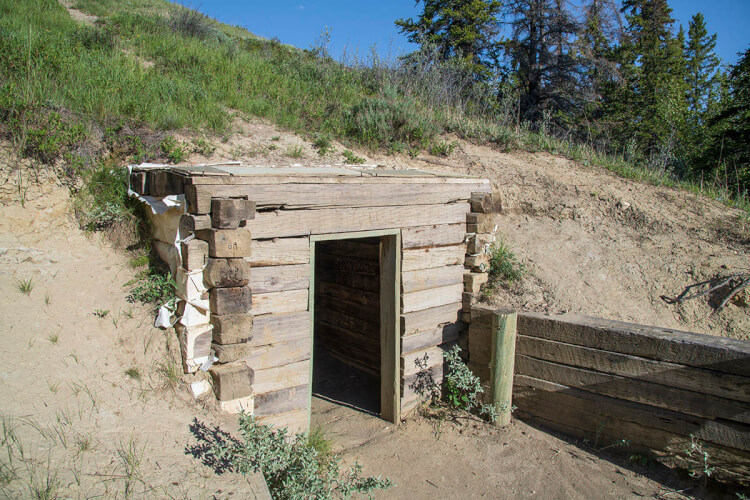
{"left": 181, "top": 239, "right": 209, "bottom": 271}
{"left": 209, "top": 362, "right": 254, "bottom": 401}
{"left": 176, "top": 323, "right": 213, "bottom": 373}
{"left": 464, "top": 272, "right": 489, "bottom": 294}
{"left": 254, "top": 384, "right": 308, "bottom": 416}
{"left": 466, "top": 213, "right": 497, "bottom": 234}
{"left": 210, "top": 286, "right": 252, "bottom": 315}
{"left": 211, "top": 198, "right": 256, "bottom": 229}
{"left": 179, "top": 214, "right": 212, "bottom": 232}
{"left": 197, "top": 229, "right": 253, "bottom": 258}
{"left": 469, "top": 192, "right": 502, "bottom": 213}
{"left": 204, "top": 258, "right": 251, "bottom": 288}
{"left": 467, "top": 233, "right": 495, "bottom": 254}
{"left": 462, "top": 292, "right": 474, "bottom": 313}
{"left": 465, "top": 253, "right": 489, "bottom": 272}
{"left": 211, "top": 314, "right": 253, "bottom": 344}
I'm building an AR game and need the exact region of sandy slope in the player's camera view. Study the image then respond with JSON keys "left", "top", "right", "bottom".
{"left": 0, "top": 171, "right": 268, "bottom": 498}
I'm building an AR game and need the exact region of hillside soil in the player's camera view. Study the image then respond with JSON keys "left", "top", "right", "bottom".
{"left": 1, "top": 112, "right": 748, "bottom": 498}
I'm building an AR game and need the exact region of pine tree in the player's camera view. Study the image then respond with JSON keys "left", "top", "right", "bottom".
{"left": 395, "top": 0, "right": 502, "bottom": 79}
{"left": 501, "top": 0, "right": 583, "bottom": 124}
{"left": 685, "top": 13, "right": 720, "bottom": 116}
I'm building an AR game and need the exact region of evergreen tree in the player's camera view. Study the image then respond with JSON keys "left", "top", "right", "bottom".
{"left": 685, "top": 13, "right": 720, "bottom": 116}
{"left": 395, "top": 0, "right": 502, "bottom": 79}
{"left": 501, "top": 0, "right": 583, "bottom": 124}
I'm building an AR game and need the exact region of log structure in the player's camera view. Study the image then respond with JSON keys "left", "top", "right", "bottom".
{"left": 131, "top": 164, "right": 495, "bottom": 434}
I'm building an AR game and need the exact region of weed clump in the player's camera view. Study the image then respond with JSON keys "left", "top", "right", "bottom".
{"left": 206, "top": 414, "right": 392, "bottom": 500}
{"left": 126, "top": 269, "right": 175, "bottom": 306}
{"left": 486, "top": 240, "right": 524, "bottom": 291}
{"left": 342, "top": 150, "right": 366, "bottom": 164}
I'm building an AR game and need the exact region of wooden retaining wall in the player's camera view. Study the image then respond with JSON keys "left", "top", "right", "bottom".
{"left": 471, "top": 310, "right": 750, "bottom": 479}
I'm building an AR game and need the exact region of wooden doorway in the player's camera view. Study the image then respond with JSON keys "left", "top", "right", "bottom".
{"left": 309, "top": 230, "right": 400, "bottom": 425}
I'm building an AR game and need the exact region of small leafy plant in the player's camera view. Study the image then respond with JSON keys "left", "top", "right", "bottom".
{"left": 429, "top": 140, "right": 458, "bottom": 157}
{"left": 312, "top": 135, "right": 334, "bottom": 155}
{"left": 685, "top": 434, "right": 715, "bottom": 479}
{"left": 285, "top": 144, "right": 305, "bottom": 159}
{"left": 342, "top": 150, "right": 366, "bottom": 164}
{"left": 16, "top": 278, "right": 34, "bottom": 296}
{"left": 160, "top": 136, "right": 187, "bottom": 163}
{"left": 204, "top": 414, "right": 392, "bottom": 499}
{"left": 485, "top": 240, "right": 524, "bottom": 294}
{"left": 126, "top": 269, "right": 176, "bottom": 305}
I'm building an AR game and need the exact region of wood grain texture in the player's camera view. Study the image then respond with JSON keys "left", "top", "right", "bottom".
{"left": 252, "top": 360, "right": 310, "bottom": 394}
{"left": 518, "top": 313, "right": 750, "bottom": 377}
{"left": 401, "top": 322, "right": 464, "bottom": 355}
{"left": 249, "top": 312, "right": 311, "bottom": 347}
{"left": 401, "top": 244, "right": 467, "bottom": 272}
{"left": 250, "top": 264, "right": 309, "bottom": 293}
{"left": 211, "top": 314, "right": 253, "bottom": 345}
{"left": 401, "top": 265, "right": 464, "bottom": 294}
{"left": 209, "top": 362, "right": 254, "bottom": 401}
{"left": 402, "top": 283, "right": 464, "bottom": 313}
{"left": 187, "top": 182, "right": 489, "bottom": 212}
{"left": 196, "top": 229, "right": 253, "bottom": 258}
{"left": 401, "top": 224, "right": 466, "bottom": 250}
{"left": 252, "top": 289, "right": 308, "bottom": 316}
{"left": 401, "top": 302, "right": 462, "bottom": 335}
{"left": 204, "top": 258, "right": 251, "bottom": 288}
{"left": 243, "top": 203, "right": 470, "bottom": 239}
{"left": 209, "top": 286, "right": 252, "bottom": 315}
{"left": 241, "top": 337, "right": 312, "bottom": 371}
{"left": 254, "top": 384, "right": 309, "bottom": 416}
{"left": 245, "top": 237, "right": 309, "bottom": 266}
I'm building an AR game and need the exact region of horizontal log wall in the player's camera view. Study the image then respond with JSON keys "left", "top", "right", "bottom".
{"left": 472, "top": 312, "right": 750, "bottom": 479}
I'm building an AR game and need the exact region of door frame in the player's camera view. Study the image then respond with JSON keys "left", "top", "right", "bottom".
{"left": 308, "top": 229, "right": 401, "bottom": 425}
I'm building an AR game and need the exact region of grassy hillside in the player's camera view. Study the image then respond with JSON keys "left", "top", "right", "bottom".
{"left": 1, "top": 0, "right": 747, "bottom": 226}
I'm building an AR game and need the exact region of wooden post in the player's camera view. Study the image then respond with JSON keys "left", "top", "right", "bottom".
{"left": 489, "top": 309, "right": 517, "bottom": 427}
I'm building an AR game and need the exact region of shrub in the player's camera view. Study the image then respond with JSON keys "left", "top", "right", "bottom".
{"left": 347, "top": 97, "right": 437, "bottom": 149}
{"left": 126, "top": 269, "right": 175, "bottom": 305}
{"left": 160, "top": 136, "right": 186, "bottom": 163}
{"left": 167, "top": 7, "right": 212, "bottom": 40}
{"left": 312, "top": 134, "right": 333, "bottom": 155}
{"left": 429, "top": 140, "right": 458, "bottom": 157}
{"left": 342, "top": 150, "right": 366, "bottom": 164}
{"left": 207, "top": 414, "right": 392, "bottom": 499}
{"left": 442, "top": 346, "right": 499, "bottom": 422}
{"left": 487, "top": 240, "right": 524, "bottom": 289}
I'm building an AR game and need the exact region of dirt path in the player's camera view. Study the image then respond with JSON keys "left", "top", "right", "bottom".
{"left": 312, "top": 399, "right": 705, "bottom": 499}
{"left": 0, "top": 175, "right": 268, "bottom": 498}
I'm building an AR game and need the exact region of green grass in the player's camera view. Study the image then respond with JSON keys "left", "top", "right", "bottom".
{"left": 16, "top": 278, "right": 33, "bottom": 296}
{"left": 0, "top": 0, "right": 746, "bottom": 220}
{"left": 486, "top": 240, "right": 525, "bottom": 293}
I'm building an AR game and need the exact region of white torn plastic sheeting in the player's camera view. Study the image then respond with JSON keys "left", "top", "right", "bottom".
{"left": 190, "top": 380, "right": 212, "bottom": 398}
{"left": 179, "top": 300, "right": 211, "bottom": 327}
{"left": 175, "top": 267, "right": 208, "bottom": 305}
{"left": 127, "top": 164, "right": 185, "bottom": 215}
{"left": 155, "top": 300, "right": 178, "bottom": 329}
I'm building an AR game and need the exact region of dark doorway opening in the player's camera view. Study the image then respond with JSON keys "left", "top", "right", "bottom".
{"left": 312, "top": 238, "right": 382, "bottom": 416}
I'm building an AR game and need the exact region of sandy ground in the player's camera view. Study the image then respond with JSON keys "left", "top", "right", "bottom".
{"left": 0, "top": 174, "right": 269, "bottom": 498}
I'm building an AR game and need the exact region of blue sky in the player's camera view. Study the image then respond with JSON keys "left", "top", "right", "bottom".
{"left": 183, "top": 1, "right": 749, "bottom": 66}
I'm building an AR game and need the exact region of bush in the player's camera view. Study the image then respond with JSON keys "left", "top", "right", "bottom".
{"left": 342, "top": 150, "right": 366, "bottom": 164}
{"left": 207, "top": 414, "right": 392, "bottom": 500}
{"left": 126, "top": 269, "right": 175, "bottom": 305}
{"left": 160, "top": 136, "right": 186, "bottom": 163}
{"left": 487, "top": 240, "right": 524, "bottom": 289}
{"left": 429, "top": 140, "right": 458, "bottom": 157}
{"left": 312, "top": 134, "right": 333, "bottom": 155}
{"left": 347, "top": 97, "right": 437, "bottom": 149}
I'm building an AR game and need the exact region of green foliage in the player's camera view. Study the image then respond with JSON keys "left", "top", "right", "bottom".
{"left": 126, "top": 269, "right": 175, "bottom": 305}
{"left": 312, "top": 134, "right": 333, "bottom": 155}
{"left": 342, "top": 150, "right": 366, "bottom": 164}
{"left": 285, "top": 144, "right": 304, "bottom": 158}
{"left": 124, "top": 367, "right": 141, "bottom": 380}
{"left": 208, "top": 414, "right": 392, "bottom": 500}
{"left": 442, "top": 346, "right": 499, "bottom": 422}
{"left": 16, "top": 278, "right": 34, "bottom": 296}
{"left": 685, "top": 434, "right": 714, "bottom": 479}
{"left": 347, "top": 97, "right": 436, "bottom": 149}
{"left": 487, "top": 241, "right": 524, "bottom": 289}
{"left": 72, "top": 160, "right": 134, "bottom": 231}
{"left": 160, "top": 136, "right": 186, "bottom": 163}
{"left": 429, "top": 140, "right": 457, "bottom": 156}
{"left": 191, "top": 137, "right": 216, "bottom": 156}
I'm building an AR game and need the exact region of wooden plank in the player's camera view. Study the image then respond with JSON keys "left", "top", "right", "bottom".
{"left": 316, "top": 293, "right": 380, "bottom": 324}
{"left": 401, "top": 302, "right": 462, "bottom": 335}
{"left": 402, "top": 364, "right": 444, "bottom": 401}
{"left": 316, "top": 239, "right": 379, "bottom": 260}
{"left": 402, "top": 283, "right": 464, "bottom": 314}
{"left": 250, "top": 312, "right": 311, "bottom": 347}
{"left": 187, "top": 173, "right": 491, "bottom": 186}
{"left": 462, "top": 292, "right": 473, "bottom": 313}
{"left": 211, "top": 198, "right": 255, "bottom": 229}
{"left": 209, "top": 362, "right": 254, "bottom": 401}
{"left": 244, "top": 203, "right": 470, "bottom": 239}
{"left": 252, "top": 289, "right": 308, "bottom": 316}
{"left": 517, "top": 335, "right": 750, "bottom": 404}
{"left": 250, "top": 264, "right": 309, "bottom": 293}
{"left": 196, "top": 229, "right": 253, "bottom": 258}
{"left": 181, "top": 239, "right": 208, "bottom": 271}
{"left": 187, "top": 181, "right": 490, "bottom": 212}
{"left": 401, "top": 265, "right": 464, "bottom": 294}
{"left": 204, "top": 258, "right": 251, "bottom": 288}
{"left": 252, "top": 360, "right": 310, "bottom": 394}
{"left": 401, "top": 345, "right": 444, "bottom": 377}
{"left": 316, "top": 310, "right": 379, "bottom": 338}
{"left": 464, "top": 253, "right": 489, "bottom": 272}
{"left": 256, "top": 408, "right": 309, "bottom": 435}
{"left": 210, "top": 286, "right": 252, "bottom": 315}
{"left": 316, "top": 281, "right": 380, "bottom": 307}
{"left": 515, "top": 375, "right": 750, "bottom": 454}
{"left": 211, "top": 314, "right": 253, "bottom": 345}
{"left": 213, "top": 342, "right": 254, "bottom": 363}
{"left": 401, "top": 322, "right": 464, "bottom": 355}
{"left": 401, "top": 224, "right": 466, "bottom": 250}
{"left": 380, "top": 233, "right": 401, "bottom": 423}
{"left": 518, "top": 313, "right": 750, "bottom": 377}
{"left": 254, "top": 384, "right": 309, "bottom": 416}
{"left": 401, "top": 244, "right": 467, "bottom": 272}
{"left": 241, "top": 338, "right": 312, "bottom": 371}
{"left": 515, "top": 355, "right": 750, "bottom": 425}
{"left": 245, "top": 237, "right": 309, "bottom": 266}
